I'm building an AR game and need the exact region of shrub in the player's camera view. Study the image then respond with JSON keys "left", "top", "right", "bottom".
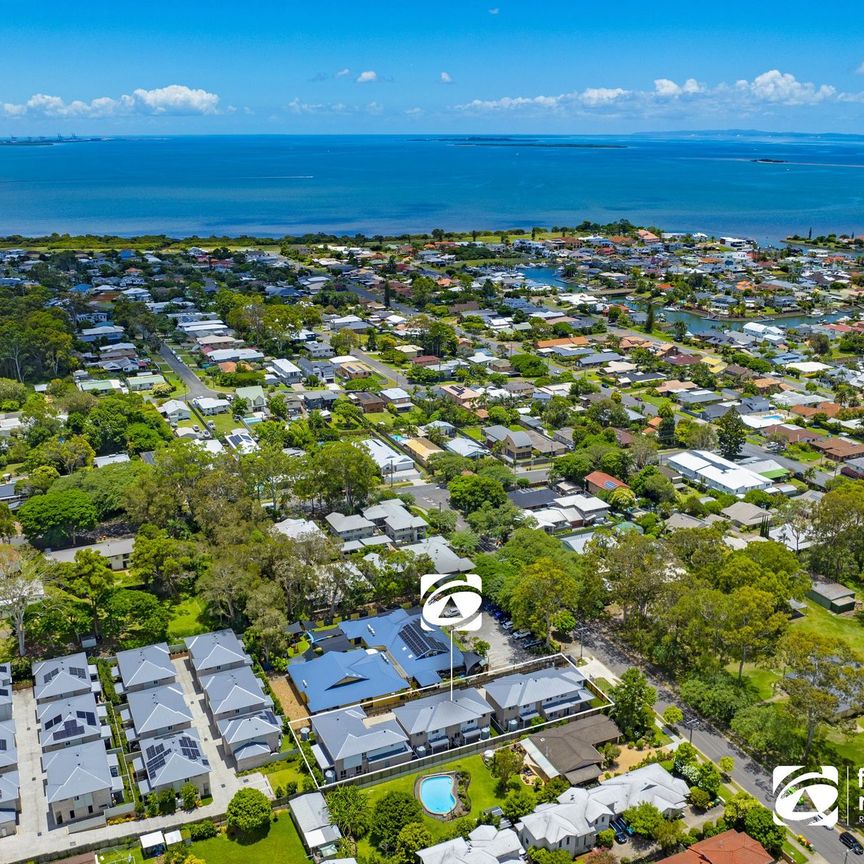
{"left": 598, "top": 828, "right": 616, "bottom": 848}
{"left": 180, "top": 782, "right": 199, "bottom": 810}
{"left": 690, "top": 787, "right": 712, "bottom": 810}
{"left": 188, "top": 820, "right": 217, "bottom": 841}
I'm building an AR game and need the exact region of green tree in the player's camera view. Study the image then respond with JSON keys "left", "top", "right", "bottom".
{"left": 662, "top": 706, "right": 683, "bottom": 727}
{"left": 716, "top": 409, "right": 746, "bottom": 460}
{"left": 0, "top": 544, "right": 46, "bottom": 656}
{"left": 326, "top": 785, "right": 369, "bottom": 840}
{"left": 491, "top": 746, "right": 524, "bottom": 793}
{"left": 502, "top": 786, "right": 536, "bottom": 822}
{"left": 66, "top": 549, "right": 115, "bottom": 637}
{"left": 510, "top": 557, "right": 581, "bottom": 645}
{"left": 658, "top": 404, "right": 677, "bottom": 447}
{"left": 609, "top": 668, "right": 657, "bottom": 740}
{"left": 776, "top": 630, "right": 864, "bottom": 757}
{"left": 394, "top": 822, "right": 434, "bottom": 864}
{"left": 225, "top": 788, "right": 272, "bottom": 836}
{"left": 17, "top": 488, "right": 98, "bottom": 546}
{"left": 104, "top": 589, "right": 170, "bottom": 648}
{"left": 448, "top": 474, "right": 506, "bottom": 514}
{"left": 623, "top": 801, "right": 664, "bottom": 837}
{"left": 370, "top": 791, "right": 423, "bottom": 854}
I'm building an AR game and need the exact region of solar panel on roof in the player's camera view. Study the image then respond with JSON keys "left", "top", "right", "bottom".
{"left": 54, "top": 719, "right": 85, "bottom": 740}
{"left": 43, "top": 667, "right": 59, "bottom": 684}
{"left": 68, "top": 666, "right": 87, "bottom": 679}
{"left": 399, "top": 621, "right": 446, "bottom": 659}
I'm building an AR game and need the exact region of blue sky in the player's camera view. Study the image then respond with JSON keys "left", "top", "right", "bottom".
{"left": 3, "top": 0, "right": 864, "bottom": 134}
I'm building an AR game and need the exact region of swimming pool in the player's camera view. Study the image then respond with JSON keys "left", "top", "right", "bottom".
{"left": 418, "top": 774, "right": 457, "bottom": 815}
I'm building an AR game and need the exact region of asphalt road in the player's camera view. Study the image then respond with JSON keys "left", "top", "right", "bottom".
{"left": 351, "top": 346, "right": 411, "bottom": 388}
{"left": 159, "top": 343, "right": 217, "bottom": 400}
{"left": 581, "top": 623, "right": 851, "bottom": 864}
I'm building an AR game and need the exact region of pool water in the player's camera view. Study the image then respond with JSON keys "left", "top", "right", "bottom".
{"left": 419, "top": 774, "right": 457, "bottom": 815}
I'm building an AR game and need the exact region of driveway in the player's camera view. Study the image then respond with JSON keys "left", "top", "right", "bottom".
{"left": 11, "top": 687, "right": 48, "bottom": 840}
{"left": 158, "top": 343, "right": 217, "bottom": 400}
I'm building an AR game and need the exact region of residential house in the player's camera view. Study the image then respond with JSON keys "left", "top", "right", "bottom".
{"left": 289, "top": 792, "right": 343, "bottom": 856}
{"left": 125, "top": 683, "right": 193, "bottom": 743}
{"left": 126, "top": 373, "right": 166, "bottom": 392}
{"left": 660, "top": 831, "right": 772, "bottom": 864}
{"left": 584, "top": 471, "right": 628, "bottom": 496}
{"left": 0, "top": 664, "right": 11, "bottom": 722}
{"left": 185, "top": 630, "right": 252, "bottom": 683}
{"left": 393, "top": 688, "right": 492, "bottom": 754}
{"left": 158, "top": 400, "right": 191, "bottom": 423}
{"left": 135, "top": 729, "right": 211, "bottom": 798}
{"left": 362, "top": 500, "right": 427, "bottom": 545}
{"left": 484, "top": 668, "right": 592, "bottom": 731}
{"left": 43, "top": 740, "right": 122, "bottom": 825}
{"left": 350, "top": 391, "right": 385, "bottom": 414}
{"left": 311, "top": 706, "right": 412, "bottom": 781}
{"left": 298, "top": 357, "right": 336, "bottom": 383}
{"left": 403, "top": 536, "right": 474, "bottom": 574}
{"left": 235, "top": 385, "right": 267, "bottom": 411}
{"left": 361, "top": 438, "right": 415, "bottom": 476}
{"left": 380, "top": 387, "right": 413, "bottom": 411}
{"left": 38, "top": 693, "right": 106, "bottom": 751}
{"left": 418, "top": 825, "right": 524, "bottom": 864}
{"left": 200, "top": 665, "right": 272, "bottom": 724}
{"left": 721, "top": 501, "right": 770, "bottom": 529}
{"left": 522, "top": 714, "right": 621, "bottom": 785}
{"left": 219, "top": 710, "right": 283, "bottom": 770}
{"left": 516, "top": 764, "right": 689, "bottom": 856}
{"left": 115, "top": 643, "right": 175, "bottom": 695}
{"left": 438, "top": 384, "right": 481, "bottom": 409}
{"left": 483, "top": 426, "right": 533, "bottom": 461}
{"left": 271, "top": 358, "right": 303, "bottom": 385}
{"left": 33, "top": 653, "right": 98, "bottom": 705}
{"left": 45, "top": 537, "right": 134, "bottom": 571}
{"left": 193, "top": 396, "right": 230, "bottom": 416}
{"left": 288, "top": 649, "right": 409, "bottom": 713}
{"left": 325, "top": 512, "right": 377, "bottom": 543}
{"left": 339, "top": 609, "right": 470, "bottom": 687}
{"left": 665, "top": 451, "right": 772, "bottom": 497}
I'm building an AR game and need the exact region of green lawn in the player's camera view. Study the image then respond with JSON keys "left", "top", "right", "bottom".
{"left": 462, "top": 426, "right": 484, "bottom": 442}
{"left": 792, "top": 599, "right": 864, "bottom": 658}
{"left": 366, "top": 411, "right": 395, "bottom": 428}
{"left": 356, "top": 753, "right": 500, "bottom": 858}
{"left": 257, "top": 758, "right": 307, "bottom": 794}
{"left": 167, "top": 595, "right": 211, "bottom": 640}
{"left": 723, "top": 663, "right": 780, "bottom": 701}
{"left": 95, "top": 846, "right": 145, "bottom": 864}
{"left": 189, "top": 812, "right": 309, "bottom": 864}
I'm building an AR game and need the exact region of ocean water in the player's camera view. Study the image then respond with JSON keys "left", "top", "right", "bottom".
{"left": 0, "top": 134, "right": 862, "bottom": 242}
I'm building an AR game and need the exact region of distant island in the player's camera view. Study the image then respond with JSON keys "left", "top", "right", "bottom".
{"left": 0, "top": 136, "right": 103, "bottom": 147}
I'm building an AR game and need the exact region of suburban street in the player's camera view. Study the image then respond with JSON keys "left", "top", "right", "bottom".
{"left": 159, "top": 342, "right": 217, "bottom": 400}
{"left": 579, "top": 624, "right": 845, "bottom": 864}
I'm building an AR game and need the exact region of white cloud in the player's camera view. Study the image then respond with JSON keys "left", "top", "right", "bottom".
{"left": 456, "top": 86, "right": 628, "bottom": 114}
{"left": 335, "top": 68, "right": 351, "bottom": 78}
{"left": 2, "top": 84, "right": 219, "bottom": 118}
{"left": 735, "top": 69, "right": 835, "bottom": 105}
{"left": 456, "top": 69, "right": 863, "bottom": 117}
{"left": 856, "top": 61, "right": 864, "bottom": 75}
{"left": 440, "top": 71, "right": 453, "bottom": 84}
{"left": 654, "top": 77, "right": 702, "bottom": 97}
{"left": 131, "top": 84, "right": 219, "bottom": 114}
{"left": 488, "top": 7, "right": 499, "bottom": 14}
{"left": 356, "top": 70, "right": 378, "bottom": 84}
